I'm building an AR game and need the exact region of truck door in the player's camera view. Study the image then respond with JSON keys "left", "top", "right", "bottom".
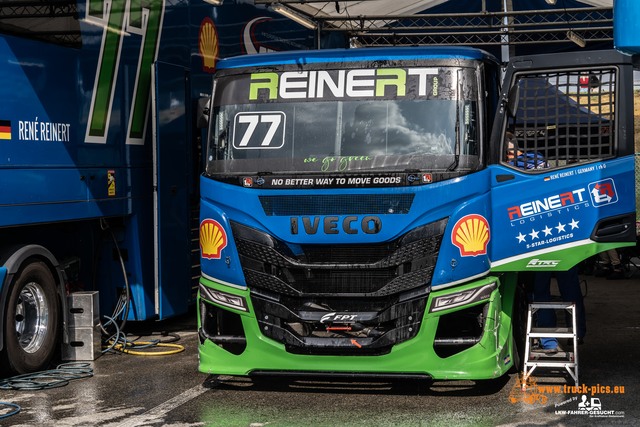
{"left": 151, "top": 61, "right": 191, "bottom": 318}
{"left": 489, "top": 50, "right": 637, "bottom": 272}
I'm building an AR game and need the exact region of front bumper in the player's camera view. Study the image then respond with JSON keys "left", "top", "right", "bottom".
{"left": 197, "top": 274, "right": 517, "bottom": 380}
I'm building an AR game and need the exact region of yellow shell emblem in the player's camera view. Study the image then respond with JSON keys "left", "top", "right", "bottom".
{"left": 451, "top": 214, "right": 490, "bottom": 257}
{"left": 200, "top": 219, "right": 227, "bottom": 260}
{"left": 199, "top": 18, "right": 219, "bottom": 74}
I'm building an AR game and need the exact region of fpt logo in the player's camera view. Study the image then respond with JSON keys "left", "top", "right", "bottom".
{"left": 320, "top": 313, "right": 359, "bottom": 324}
{"left": 200, "top": 219, "right": 228, "bottom": 259}
{"left": 199, "top": 18, "right": 219, "bottom": 74}
{"left": 588, "top": 178, "right": 617, "bottom": 207}
{"left": 451, "top": 214, "right": 490, "bottom": 257}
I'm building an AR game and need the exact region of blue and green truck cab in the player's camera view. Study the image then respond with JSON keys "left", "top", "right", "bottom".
{"left": 197, "top": 46, "right": 637, "bottom": 380}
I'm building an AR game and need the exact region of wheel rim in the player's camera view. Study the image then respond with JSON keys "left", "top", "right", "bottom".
{"left": 15, "top": 282, "right": 50, "bottom": 353}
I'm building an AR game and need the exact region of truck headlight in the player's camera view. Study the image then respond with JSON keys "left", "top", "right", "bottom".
{"left": 200, "top": 283, "right": 248, "bottom": 312}
{"left": 429, "top": 282, "right": 497, "bottom": 313}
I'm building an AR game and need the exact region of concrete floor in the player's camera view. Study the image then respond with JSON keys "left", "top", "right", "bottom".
{"left": 0, "top": 268, "right": 638, "bottom": 426}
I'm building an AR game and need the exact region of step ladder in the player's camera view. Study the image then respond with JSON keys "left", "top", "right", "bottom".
{"left": 523, "top": 302, "right": 578, "bottom": 387}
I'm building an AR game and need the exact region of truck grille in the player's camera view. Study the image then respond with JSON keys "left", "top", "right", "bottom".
{"left": 251, "top": 290, "right": 428, "bottom": 356}
{"left": 232, "top": 218, "right": 446, "bottom": 296}
{"left": 231, "top": 218, "right": 447, "bottom": 356}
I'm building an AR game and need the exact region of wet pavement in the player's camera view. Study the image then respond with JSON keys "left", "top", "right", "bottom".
{"left": 0, "top": 269, "right": 638, "bottom": 426}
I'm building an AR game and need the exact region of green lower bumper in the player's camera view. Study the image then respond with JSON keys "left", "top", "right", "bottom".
{"left": 198, "top": 274, "right": 518, "bottom": 380}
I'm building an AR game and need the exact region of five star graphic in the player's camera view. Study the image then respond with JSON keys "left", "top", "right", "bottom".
{"left": 515, "top": 219, "right": 579, "bottom": 243}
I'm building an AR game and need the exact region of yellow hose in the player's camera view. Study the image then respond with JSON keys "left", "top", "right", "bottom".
{"left": 104, "top": 341, "right": 185, "bottom": 356}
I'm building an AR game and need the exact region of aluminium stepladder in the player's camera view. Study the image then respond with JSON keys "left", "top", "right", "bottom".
{"left": 522, "top": 302, "right": 579, "bottom": 387}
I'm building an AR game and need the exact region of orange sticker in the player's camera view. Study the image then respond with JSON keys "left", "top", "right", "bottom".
{"left": 451, "top": 214, "right": 490, "bottom": 257}
{"left": 200, "top": 219, "right": 227, "bottom": 259}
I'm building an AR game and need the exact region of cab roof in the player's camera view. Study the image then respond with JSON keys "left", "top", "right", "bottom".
{"left": 215, "top": 46, "right": 498, "bottom": 70}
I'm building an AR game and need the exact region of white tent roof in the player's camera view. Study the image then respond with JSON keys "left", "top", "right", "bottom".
{"left": 290, "top": 0, "right": 613, "bottom": 20}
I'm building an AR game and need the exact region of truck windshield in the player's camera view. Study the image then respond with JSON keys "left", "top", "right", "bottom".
{"left": 206, "top": 66, "right": 480, "bottom": 176}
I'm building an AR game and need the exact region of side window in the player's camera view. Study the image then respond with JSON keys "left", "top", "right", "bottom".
{"left": 0, "top": 1, "right": 81, "bottom": 49}
{"left": 503, "top": 68, "right": 616, "bottom": 170}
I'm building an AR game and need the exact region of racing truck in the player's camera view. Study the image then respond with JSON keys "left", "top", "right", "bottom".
{"left": 196, "top": 46, "right": 637, "bottom": 380}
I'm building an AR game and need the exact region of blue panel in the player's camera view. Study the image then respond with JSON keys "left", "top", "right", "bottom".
{"left": 0, "top": 167, "right": 151, "bottom": 227}
{"left": 154, "top": 62, "right": 191, "bottom": 319}
{"left": 614, "top": 0, "right": 640, "bottom": 55}
{"left": 489, "top": 156, "right": 635, "bottom": 264}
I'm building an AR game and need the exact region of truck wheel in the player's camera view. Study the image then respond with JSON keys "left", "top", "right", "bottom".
{"left": 2, "top": 259, "right": 60, "bottom": 375}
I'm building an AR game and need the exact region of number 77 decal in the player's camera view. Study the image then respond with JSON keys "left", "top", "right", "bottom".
{"left": 84, "top": 0, "right": 165, "bottom": 145}
{"left": 233, "top": 112, "right": 285, "bottom": 149}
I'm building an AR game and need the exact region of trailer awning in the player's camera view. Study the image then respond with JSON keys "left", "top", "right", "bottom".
{"left": 256, "top": 0, "right": 614, "bottom": 57}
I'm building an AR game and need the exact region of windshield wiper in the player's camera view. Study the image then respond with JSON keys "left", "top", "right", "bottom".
{"left": 447, "top": 70, "right": 462, "bottom": 172}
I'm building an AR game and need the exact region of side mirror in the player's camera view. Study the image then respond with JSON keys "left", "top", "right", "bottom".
{"left": 506, "top": 85, "right": 519, "bottom": 118}
{"left": 196, "top": 97, "right": 210, "bottom": 129}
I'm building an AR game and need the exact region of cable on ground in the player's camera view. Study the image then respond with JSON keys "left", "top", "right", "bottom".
{"left": 104, "top": 339, "right": 184, "bottom": 356}
{"left": 0, "top": 363, "right": 93, "bottom": 391}
{"left": 0, "top": 402, "right": 20, "bottom": 419}
{"left": 100, "top": 314, "right": 184, "bottom": 356}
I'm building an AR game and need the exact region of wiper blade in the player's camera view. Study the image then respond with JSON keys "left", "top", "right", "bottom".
{"left": 447, "top": 72, "right": 461, "bottom": 171}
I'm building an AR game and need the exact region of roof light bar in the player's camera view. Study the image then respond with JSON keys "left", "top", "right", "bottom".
{"left": 567, "top": 30, "right": 586, "bottom": 48}
{"left": 350, "top": 38, "right": 364, "bottom": 48}
{"left": 270, "top": 4, "right": 318, "bottom": 30}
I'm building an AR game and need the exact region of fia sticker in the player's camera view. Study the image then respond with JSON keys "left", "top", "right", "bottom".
{"left": 108, "top": 170, "right": 115, "bottom": 197}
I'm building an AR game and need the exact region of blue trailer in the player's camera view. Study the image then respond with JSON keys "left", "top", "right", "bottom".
{"left": 0, "top": 0, "right": 316, "bottom": 375}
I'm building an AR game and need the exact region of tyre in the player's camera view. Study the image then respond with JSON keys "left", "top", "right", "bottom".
{"left": 2, "top": 259, "right": 60, "bottom": 375}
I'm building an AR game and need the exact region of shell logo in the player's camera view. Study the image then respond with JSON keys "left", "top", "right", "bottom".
{"left": 200, "top": 219, "right": 227, "bottom": 260}
{"left": 199, "top": 18, "right": 219, "bottom": 74}
{"left": 451, "top": 214, "right": 490, "bottom": 257}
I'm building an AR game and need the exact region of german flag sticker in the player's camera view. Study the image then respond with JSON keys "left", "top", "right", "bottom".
{"left": 0, "top": 120, "right": 10, "bottom": 140}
